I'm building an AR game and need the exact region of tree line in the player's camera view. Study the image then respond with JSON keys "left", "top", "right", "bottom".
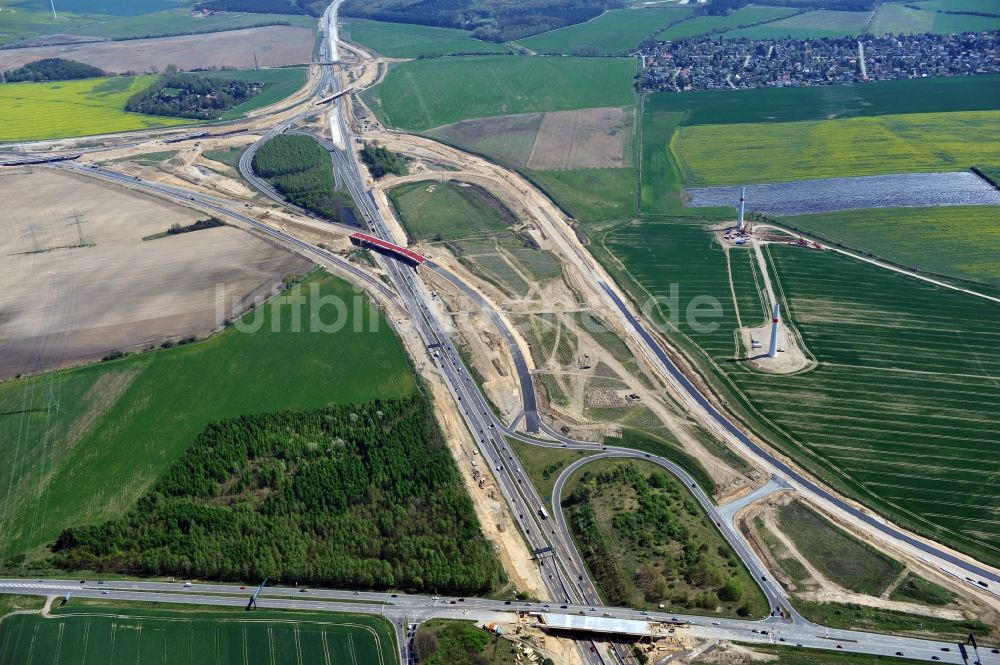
{"left": 52, "top": 397, "right": 507, "bottom": 594}
{"left": 126, "top": 69, "right": 264, "bottom": 119}
{"left": 341, "top": 0, "right": 627, "bottom": 43}
{"left": 701, "top": 0, "right": 875, "bottom": 15}
{"left": 167, "top": 217, "right": 226, "bottom": 235}
{"left": 252, "top": 133, "right": 357, "bottom": 224}
{"left": 3, "top": 58, "right": 104, "bottom": 83}
{"left": 195, "top": 0, "right": 319, "bottom": 16}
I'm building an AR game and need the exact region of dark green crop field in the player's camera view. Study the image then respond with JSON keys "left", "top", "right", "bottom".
{"left": 527, "top": 167, "right": 638, "bottom": 222}
{"left": 341, "top": 19, "right": 514, "bottom": 58}
{"left": 646, "top": 75, "right": 1000, "bottom": 126}
{"left": 362, "top": 56, "right": 638, "bottom": 131}
{"left": 0, "top": 272, "right": 416, "bottom": 567}
{"left": 778, "top": 206, "right": 1000, "bottom": 288}
{"left": 515, "top": 6, "right": 693, "bottom": 55}
{"left": 0, "top": 605, "right": 395, "bottom": 665}
{"left": 656, "top": 5, "right": 799, "bottom": 41}
{"left": 719, "top": 8, "right": 872, "bottom": 39}
{"left": 611, "top": 224, "right": 1000, "bottom": 565}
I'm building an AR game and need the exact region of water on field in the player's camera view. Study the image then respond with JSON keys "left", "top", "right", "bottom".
{"left": 686, "top": 171, "right": 1000, "bottom": 216}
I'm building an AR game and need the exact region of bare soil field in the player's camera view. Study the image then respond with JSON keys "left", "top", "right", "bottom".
{"left": 0, "top": 26, "right": 313, "bottom": 74}
{"left": 527, "top": 106, "right": 634, "bottom": 171}
{"left": 429, "top": 113, "right": 544, "bottom": 168}
{"left": 0, "top": 168, "right": 312, "bottom": 379}
{"left": 428, "top": 106, "right": 635, "bottom": 171}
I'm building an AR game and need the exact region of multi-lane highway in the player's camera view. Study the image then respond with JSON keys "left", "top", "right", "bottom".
{"left": 3, "top": 2, "right": 997, "bottom": 663}
{"left": 1, "top": 579, "right": 996, "bottom": 665}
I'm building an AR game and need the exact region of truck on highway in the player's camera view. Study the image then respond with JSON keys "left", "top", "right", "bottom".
{"left": 538, "top": 507, "right": 549, "bottom": 519}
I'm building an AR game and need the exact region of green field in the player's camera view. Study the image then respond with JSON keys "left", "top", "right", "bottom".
{"left": 777, "top": 501, "right": 903, "bottom": 595}
{"left": 794, "top": 600, "right": 993, "bottom": 640}
{"left": 64, "top": 9, "right": 316, "bottom": 39}
{"left": 0, "top": 0, "right": 250, "bottom": 46}
{"left": 443, "top": 234, "right": 564, "bottom": 298}
{"left": 889, "top": 573, "right": 956, "bottom": 606}
{"left": 645, "top": 75, "right": 1000, "bottom": 126}
{"left": 0, "top": 76, "right": 188, "bottom": 141}
{"left": 979, "top": 166, "right": 1000, "bottom": 186}
{"left": 867, "top": 1, "right": 1000, "bottom": 35}
{"left": 515, "top": 6, "right": 693, "bottom": 55}
{"left": 363, "top": 55, "right": 638, "bottom": 131}
{"left": 199, "top": 67, "right": 307, "bottom": 120}
{"left": 673, "top": 110, "right": 1000, "bottom": 185}
{"left": 0, "top": 595, "right": 44, "bottom": 618}
{"left": 17, "top": 0, "right": 177, "bottom": 16}
{"left": 0, "top": 272, "right": 417, "bottom": 566}
{"left": 0, "top": 0, "right": 140, "bottom": 46}
{"left": 526, "top": 167, "right": 638, "bottom": 222}
{"left": 507, "top": 438, "right": 596, "bottom": 502}
{"left": 389, "top": 180, "right": 511, "bottom": 241}
{"left": 915, "top": 0, "right": 1000, "bottom": 12}
{"left": 720, "top": 9, "right": 873, "bottom": 39}
{"left": 656, "top": 5, "right": 799, "bottom": 41}
{"left": 778, "top": 206, "right": 1000, "bottom": 287}
{"left": 0, "top": 604, "right": 395, "bottom": 665}
{"left": 414, "top": 620, "right": 519, "bottom": 665}
{"left": 568, "top": 94, "right": 1000, "bottom": 566}
{"left": 202, "top": 146, "right": 246, "bottom": 170}
{"left": 602, "top": 218, "right": 1000, "bottom": 565}
{"left": 563, "top": 459, "right": 767, "bottom": 617}
{"left": 0, "top": 6, "right": 98, "bottom": 46}
{"left": 341, "top": 18, "right": 513, "bottom": 58}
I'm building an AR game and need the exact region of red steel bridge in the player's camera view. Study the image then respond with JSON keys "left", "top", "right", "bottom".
{"left": 350, "top": 232, "right": 427, "bottom": 267}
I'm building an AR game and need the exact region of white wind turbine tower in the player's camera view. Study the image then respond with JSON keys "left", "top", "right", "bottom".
{"left": 50, "top": 0, "right": 59, "bottom": 20}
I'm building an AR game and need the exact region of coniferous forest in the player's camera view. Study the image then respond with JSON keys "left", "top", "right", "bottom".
{"left": 52, "top": 398, "right": 506, "bottom": 594}
{"left": 252, "top": 133, "right": 357, "bottom": 224}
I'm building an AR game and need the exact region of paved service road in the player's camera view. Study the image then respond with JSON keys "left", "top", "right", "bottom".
{"left": 550, "top": 451, "right": 797, "bottom": 621}
{"left": 598, "top": 280, "right": 1000, "bottom": 589}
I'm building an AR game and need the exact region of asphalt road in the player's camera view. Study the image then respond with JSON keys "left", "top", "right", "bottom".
{"left": 3, "top": 4, "right": 995, "bottom": 663}
{"left": 597, "top": 280, "right": 1000, "bottom": 589}
{"left": 53, "top": 79, "right": 994, "bottom": 664}
{"left": 424, "top": 261, "right": 540, "bottom": 433}
{"left": 1, "top": 579, "right": 996, "bottom": 665}
{"left": 59, "top": 122, "right": 994, "bottom": 664}
{"left": 550, "top": 451, "right": 796, "bottom": 621}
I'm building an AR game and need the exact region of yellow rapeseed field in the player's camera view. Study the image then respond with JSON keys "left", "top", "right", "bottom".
{"left": 0, "top": 75, "right": 188, "bottom": 141}
{"left": 673, "top": 110, "right": 1000, "bottom": 186}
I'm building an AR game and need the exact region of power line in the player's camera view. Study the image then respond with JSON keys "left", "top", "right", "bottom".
{"left": 65, "top": 210, "right": 88, "bottom": 247}
{"left": 21, "top": 224, "right": 44, "bottom": 253}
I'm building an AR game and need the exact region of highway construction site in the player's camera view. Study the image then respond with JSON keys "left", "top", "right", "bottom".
{"left": 1, "top": 2, "right": 998, "bottom": 664}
